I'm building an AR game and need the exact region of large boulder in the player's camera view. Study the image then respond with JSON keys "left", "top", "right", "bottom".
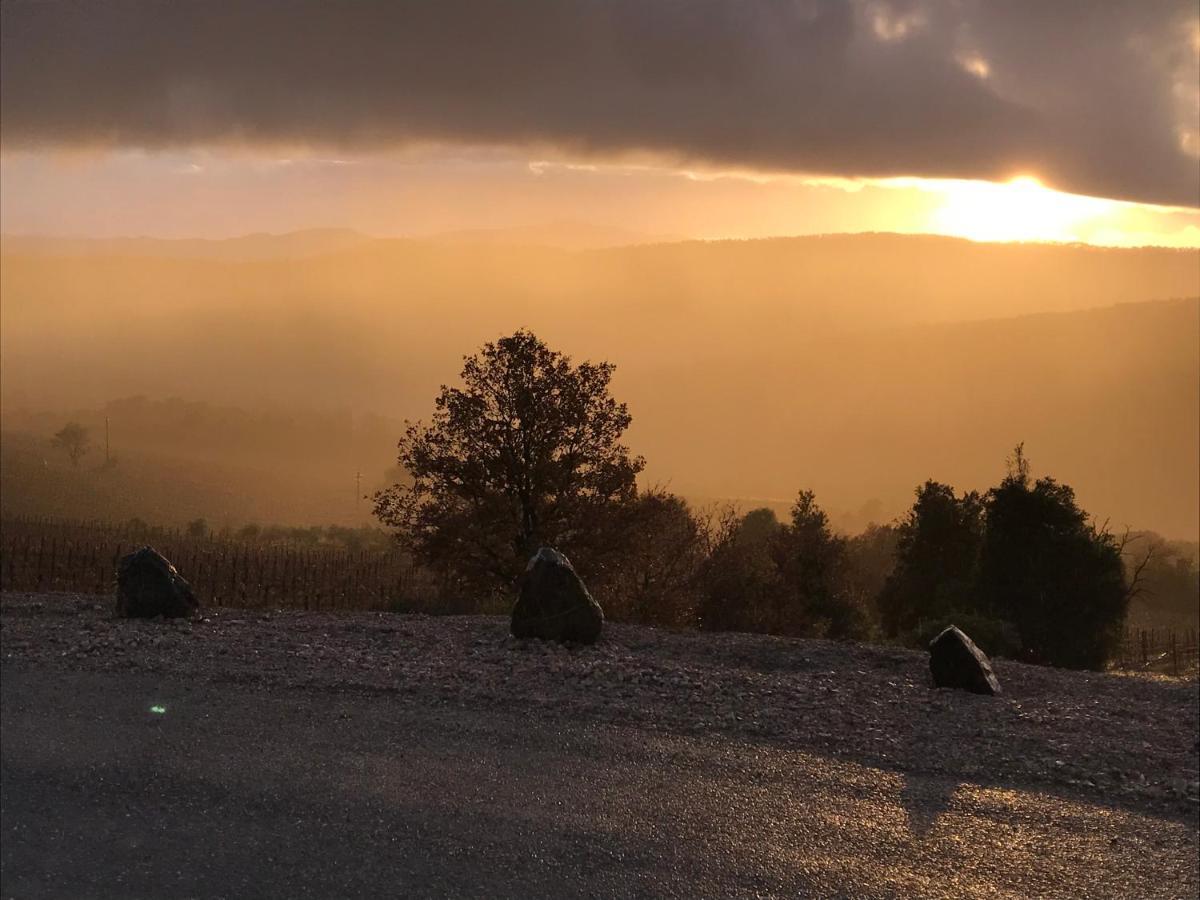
{"left": 511, "top": 547, "right": 604, "bottom": 644}
{"left": 929, "top": 625, "right": 1001, "bottom": 695}
{"left": 116, "top": 546, "right": 199, "bottom": 619}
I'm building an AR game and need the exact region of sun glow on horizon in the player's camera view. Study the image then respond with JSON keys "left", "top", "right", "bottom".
{"left": 926, "top": 176, "right": 1117, "bottom": 244}
{"left": 917, "top": 175, "right": 1199, "bottom": 248}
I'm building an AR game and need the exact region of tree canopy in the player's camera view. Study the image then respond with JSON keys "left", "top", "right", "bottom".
{"left": 877, "top": 480, "right": 984, "bottom": 638}
{"left": 373, "top": 330, "right": 644, "bottom": 589}
{"left": 980, "top": 458, "right": 1128, "bottom": 669}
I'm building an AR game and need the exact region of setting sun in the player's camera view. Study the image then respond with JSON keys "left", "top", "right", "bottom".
{"left": 927, "top": 176, "right": 1119, "bottom": 244}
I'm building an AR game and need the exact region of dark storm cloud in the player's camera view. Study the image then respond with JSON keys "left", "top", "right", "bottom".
{"left": 1, "top": 0, "right": 1197, "bottom": 206}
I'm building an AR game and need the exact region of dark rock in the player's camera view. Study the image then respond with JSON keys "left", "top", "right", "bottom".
{"left": 511, "top": 547, "right": 603, "bottom": 644}
{"left": 929, "top": 625, "right": 1001, "bottom": 695}
{"left": 115, "top": 546, "right": 199, "bottom": 619}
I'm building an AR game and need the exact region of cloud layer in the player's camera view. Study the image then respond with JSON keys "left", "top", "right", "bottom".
{"left": 2, "top": 0, "right": 1197, "bottom": 206}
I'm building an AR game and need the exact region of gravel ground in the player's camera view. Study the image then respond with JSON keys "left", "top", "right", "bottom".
{"left": 3, "top": 668, "right": 1196, "bottom": 899}
{"left": 3, "top": 591, "right": 1197, "bottom": 817}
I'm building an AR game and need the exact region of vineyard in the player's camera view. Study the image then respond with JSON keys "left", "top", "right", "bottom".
{"left": 0, "top": 515, "right": 486, "bottom": 615}
{"left": 1112, "top": 626, "right": 1200, "bottom": 677}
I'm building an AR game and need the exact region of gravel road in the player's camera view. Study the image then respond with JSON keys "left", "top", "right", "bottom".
{"left": 2, "top": 592, "right": 1198, "bottom": 898}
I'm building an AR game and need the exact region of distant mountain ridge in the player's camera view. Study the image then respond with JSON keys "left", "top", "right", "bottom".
{"left": 6, "top": 227, "right": 1199, "bottom": 262}
{"left": 0, "top": 221, "right": 678, "bottom": 258}
{"left": 0, "top": 228, "right": 372, "bottom": 262}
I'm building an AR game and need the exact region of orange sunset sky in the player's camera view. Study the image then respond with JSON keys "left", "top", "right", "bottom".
{"left": 2, "top": 1, "right": 1197, "bottom": 246}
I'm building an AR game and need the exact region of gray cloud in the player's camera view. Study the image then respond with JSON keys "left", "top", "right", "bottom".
{"left": 2, "top": 0, "right": 1197, "bottom": 206}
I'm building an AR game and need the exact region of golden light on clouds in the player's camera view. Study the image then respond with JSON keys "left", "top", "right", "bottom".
{"left": 956, "top": 54, "right": 991, "bottom": 81}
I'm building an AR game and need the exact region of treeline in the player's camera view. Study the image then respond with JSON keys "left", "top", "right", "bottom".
{"left": 370, "top": 331, "right": 1198, "bottom": 672}
{"left": 527, "top": 466, "right": 1198, "bottom": 671}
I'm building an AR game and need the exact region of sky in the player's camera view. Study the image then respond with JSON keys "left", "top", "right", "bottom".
{"left": 2, "top": 0, "right": 1199, "bottom": 246}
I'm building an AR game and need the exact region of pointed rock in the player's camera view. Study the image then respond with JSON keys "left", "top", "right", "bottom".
{"left": 116, "top": 546, "right": 199, "bottom": 619}
{"left": 511, "top": 547, "right": 604, "bottom": 644}
{"left": 929, "top": 625, "right": 1001, "bottom": 695}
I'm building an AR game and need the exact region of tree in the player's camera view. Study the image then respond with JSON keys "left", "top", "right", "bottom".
{"left": 697, "top": 493, "right": 873, "bottom": 640}
{"left": 980, "top": 449, "right": 1128, "bottom": 669}
{"left": 771, "top": 491, "right": 864, "bottom": 638}
{"left": 373, "top": 330, "right": 645, "bottom": 590}
{"left": 696, "top": 506, "right": 782, "bottom": 634}
{"left": 186, "top": 518, "right": 209, "bottom": 539}
{"left": 596, "top": 488, "right": 707, "bottom": 626}
{"left": 877, "top": 480, "right": 984, "bottom": 638}
{"left": 844, "top": 523, "right": 899, "bottom": 612}
{"left": 1123, "top": 533, "right": 1200, "bottom": 627}
{"left": 51, "top": 422, "right": 90, "bottom": 467}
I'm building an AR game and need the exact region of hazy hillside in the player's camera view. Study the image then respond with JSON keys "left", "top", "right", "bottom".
{"left": 2, "top": 232, "right": 1197, "bottom": 535}
{"left": 2, "top": 272, "right": 1196, "bottom": 537}
{"left": 628, "top": 298, "right": 1199, "bottom": 538}
{"left": 3, "top": 233, "right": 1197, "bottom": 411}
{"left": 0, "top": 429, "right": 380, "bottom": 529}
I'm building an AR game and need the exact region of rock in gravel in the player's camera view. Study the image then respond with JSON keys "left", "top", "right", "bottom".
{"left": 929, "top": 625, "right": 1001, "bottom": 695}
{"left": 115, "top": 547, "right": 199, "bottom": 619}
{"left": 511, "top": 547, "right": 604, "bottom": 644}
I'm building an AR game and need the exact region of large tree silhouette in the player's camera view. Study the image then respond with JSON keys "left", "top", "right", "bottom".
{"left": 373, "top": 330, "right": 644, "bottom": 589}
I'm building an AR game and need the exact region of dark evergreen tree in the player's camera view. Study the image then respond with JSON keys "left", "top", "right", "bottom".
{"left": 772, "top": 491, "right": 868, "bottom": 639}
{"left": 877, "top": 480, "right": 985, "bottom": 637}
{"left": 980, "top": 447, "right": 1128, "bottom": 669}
